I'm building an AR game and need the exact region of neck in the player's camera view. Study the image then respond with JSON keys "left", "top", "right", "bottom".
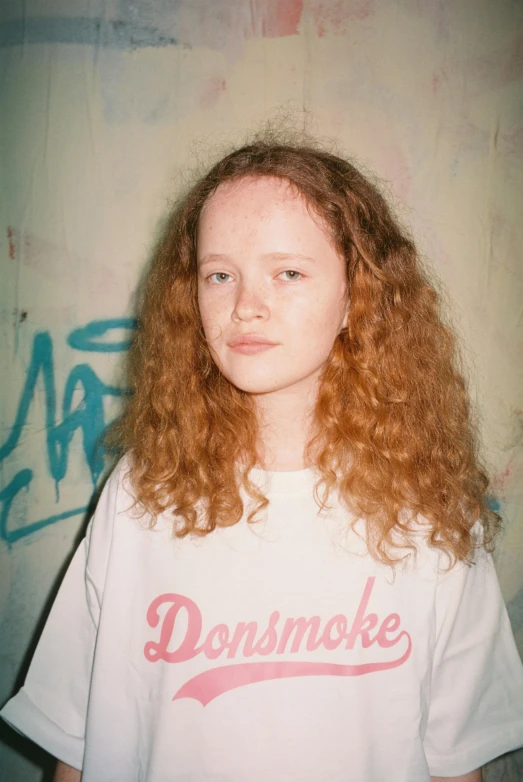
{"left": 253, "top": 381, "right": 319, "bottom": 471}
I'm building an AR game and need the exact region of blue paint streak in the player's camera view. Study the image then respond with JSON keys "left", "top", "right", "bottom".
{"left": 486, "top": 495, "right": 502, "bottom": 513}
{"left": 0, "top": 320, "right": 132, "bottom": 545}
{"left": 0, "top": 17, "right": 178, "bottom": 49}
{"left": 0, "top": 332, "right": 57, "bottom": 464}
{"left": 0, "top": 469, "right": 32, "bottom": 545}
{"left": 68, "top": 318, "right": 137, "bottom": 353}
{"left": 8, "top": 507, "right": 88, "bottom": 546}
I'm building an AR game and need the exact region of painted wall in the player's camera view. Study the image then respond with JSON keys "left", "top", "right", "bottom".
{"left": 1, "top": 1, "right": 522, "bottom": 779}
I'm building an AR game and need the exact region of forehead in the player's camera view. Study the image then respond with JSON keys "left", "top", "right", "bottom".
{"left": 200, "top": 175, "right": 313, "bottom": 222}
{"left": 198, "top": 175, "right": 333, "bottom": 247}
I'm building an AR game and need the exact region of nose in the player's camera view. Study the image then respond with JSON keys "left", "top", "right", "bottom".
{"left": 232, "top": 281, "right": 270, "bottom": 322}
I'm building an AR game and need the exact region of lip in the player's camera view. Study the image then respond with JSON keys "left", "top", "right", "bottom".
{"left": 227, "top": 336, "right": 278, "bottom": 355}
{"left": 227, "top": 336, "right": 277, "bottom": 347}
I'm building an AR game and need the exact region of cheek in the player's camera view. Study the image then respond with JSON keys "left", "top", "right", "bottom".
{"left": 198, "top": 285, "right": 216, "bottom": 320}
{"left": 294, "top": 293, "right": 346, "bottom": 356}
{"left": 296, "top": 288, "right": 345, "bottom": 330}
{"left": 198, "top": 291, "right": 227, "bottom": 342}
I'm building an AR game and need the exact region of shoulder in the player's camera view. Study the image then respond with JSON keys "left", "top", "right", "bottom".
{"left": 385, "top": 513, "right": 494, "bottom": 593}
{"left": 90, "top": 455, "right": 135, "bottom": 526}
{"left": 84, "top": 456, "right": 136, "bottom": 580}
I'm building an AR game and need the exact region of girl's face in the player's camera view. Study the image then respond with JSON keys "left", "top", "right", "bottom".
{"left": 197, "top": 175, "right": 348, "bottom": 402}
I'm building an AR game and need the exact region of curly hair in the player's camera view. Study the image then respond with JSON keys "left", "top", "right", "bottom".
{"left": 114, "top": 136, "right": 502, "bottom": 567}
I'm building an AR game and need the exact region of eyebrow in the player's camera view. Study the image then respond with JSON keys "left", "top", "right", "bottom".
{"left": 198, "top": 252, "right": 316, "bottom": 268}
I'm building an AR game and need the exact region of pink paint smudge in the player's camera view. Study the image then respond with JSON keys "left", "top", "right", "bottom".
{"left": 431, "top": 70, "right": 449, "bottom": 96}
{"left": 200, "top": 76, "right": 227, "bottom": 109}
{"left": 259, "top": 0, "right": 304, "bottom": 38}
{"left": 7, "top": 226, "right": 16, "bottom": 260}
{"left": 492, "top": 459, "right": 516, "bottom": 496}
{"left": 171, "top": 0, "right": 303, "bottom": 53}
{"left": 379, "top": 144, "right": 413, "bottom": 202}
{"left": 310, "top": 0, "right": 375, "bottom": 38}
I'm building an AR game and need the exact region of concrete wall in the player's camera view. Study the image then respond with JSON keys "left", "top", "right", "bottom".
{"left": 1, "top": 1, "right": 522, "bottom": 779}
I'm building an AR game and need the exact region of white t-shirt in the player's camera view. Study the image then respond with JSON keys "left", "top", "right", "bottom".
{"left": 2, "top": 460, "right": 523, "bottom": 781}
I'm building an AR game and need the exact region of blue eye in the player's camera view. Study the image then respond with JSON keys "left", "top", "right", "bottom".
{"left": 208, "top": 272, "right": 231, "bottom": 284}
{"left": 280, "top": 270, "right": 302, "bottom": 281}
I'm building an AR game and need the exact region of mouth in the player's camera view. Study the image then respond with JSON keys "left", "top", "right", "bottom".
{"left": 227, "top": 337, "right": 277, "bottom": 348}
{"left": 227, "top": 340, "right": 278, "bottom": 355}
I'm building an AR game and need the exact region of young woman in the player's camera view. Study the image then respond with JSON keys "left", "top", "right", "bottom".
{"left": 2, "top": 140, "right": 523, "bottom": 782}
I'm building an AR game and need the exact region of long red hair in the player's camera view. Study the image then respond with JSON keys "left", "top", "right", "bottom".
{"left": 114, "top": 138, "right": 501, "bottom": 567}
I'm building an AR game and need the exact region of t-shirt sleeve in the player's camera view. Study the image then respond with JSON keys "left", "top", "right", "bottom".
{"left": 423, "top": 534, "right": 523, "bottom": 776}
{"left": 0, "top": 462, "right": 122, "bottom": 770}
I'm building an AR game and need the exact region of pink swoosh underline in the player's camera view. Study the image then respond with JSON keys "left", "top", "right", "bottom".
{"left": 172, "top": 635, "right": 412, "bottom": 706}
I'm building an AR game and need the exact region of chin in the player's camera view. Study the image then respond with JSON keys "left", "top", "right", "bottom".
{"left": 224, "top": 371, "right": 303, "bottom": 396}
{"left": 229, "top": 380, "right": 284, "bottom": 395}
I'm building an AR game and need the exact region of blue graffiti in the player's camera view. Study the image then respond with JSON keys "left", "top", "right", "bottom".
{"left": 68, "top": 318, "right": 136, "bottom": 353}
{"left": 0, "top": 318, "right": 136, "bottom": 546}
